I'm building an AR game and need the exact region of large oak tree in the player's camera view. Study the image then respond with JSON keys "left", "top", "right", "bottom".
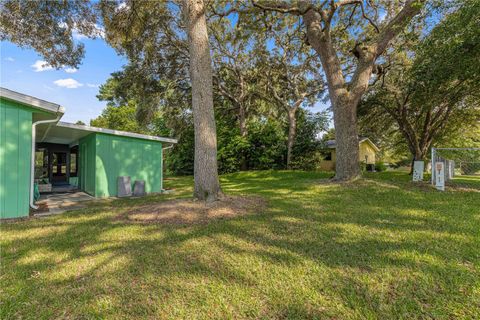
{"left": 251, "top": 0, "right": 425, "bottom": 180}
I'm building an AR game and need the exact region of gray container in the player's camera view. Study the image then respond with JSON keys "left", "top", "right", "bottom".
{"left": 117, "top": 176, "right": 132, "bottom": 197}
{"left": 133, "top": 180, "right": 146, "bottom": 197}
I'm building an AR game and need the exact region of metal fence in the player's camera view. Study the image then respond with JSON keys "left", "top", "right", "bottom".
{"left": 431, "top": 147, "right": 480, "bottom": 190}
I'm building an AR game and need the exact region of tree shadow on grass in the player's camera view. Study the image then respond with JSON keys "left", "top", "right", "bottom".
{"left": 1, "top": 171, "right": 479, "bottom": 318}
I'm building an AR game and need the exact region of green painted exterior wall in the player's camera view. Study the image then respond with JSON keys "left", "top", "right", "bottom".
{"left": 79, "top": 133, "right": 163, "bottom": 198}
{"left": 79, "top": 133, "right": 97, "bottom": 196}
{"left": 0, "top": 98, "right": 33, "bottom": 219}
{"left": 95, "top": 133, "right": 162, "bottom": 197}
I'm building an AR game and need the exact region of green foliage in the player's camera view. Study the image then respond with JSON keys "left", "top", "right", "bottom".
{"left": 0, "top": 0, "right": 101, "bottom": 68}
{"left": 461, "top": 163, "right": 480, "bottom": 176}
{"left": 359, "top": 161, "right": 367, "bottom": 173}
{"left": 359, "top": 0, "right": 480, "bottom": 162}
{"left": 164, "top": 126, "right": 194, "bottom": 176}
{"left": 290, "top": 111, "right": 329, "bottom": 170}
{"left": 90, "top": 102, "right": 146, "bottom": 134}
{"left": 246, "top": 119, "right": 286, "bottom": 170}
{"left": 375, "top": 161, "right": 387, "bottom": 172}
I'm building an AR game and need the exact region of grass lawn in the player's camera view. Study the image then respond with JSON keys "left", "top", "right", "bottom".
{"left": 1, "top": 171, "right": 479, "bottom": 319}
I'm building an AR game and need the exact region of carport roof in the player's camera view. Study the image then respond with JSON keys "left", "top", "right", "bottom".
{"left": 37, "top": 121, "right": 178, "bottom": 145}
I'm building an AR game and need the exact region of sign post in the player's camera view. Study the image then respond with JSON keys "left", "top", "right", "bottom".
{"left": 412, "top": 161, "right": 424, "bottom": 182}
{"left": 435, "top": 162, "right": 445, "bottom": 191}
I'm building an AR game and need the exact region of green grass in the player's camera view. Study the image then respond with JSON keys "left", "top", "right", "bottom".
{"left": 1, "top": 171, "right": 479, "bottom": 319}
{"left": 450, "top": 175, "right": 480, "bottom": 188}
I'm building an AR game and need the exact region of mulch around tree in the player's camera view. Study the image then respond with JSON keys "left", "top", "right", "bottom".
{"left": 116, "top": 195, "right": 267, "bottom": 225}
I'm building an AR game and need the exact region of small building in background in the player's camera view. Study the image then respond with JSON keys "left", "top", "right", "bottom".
{"left": 319, "top": 137, "right": 380, "bottom": 171}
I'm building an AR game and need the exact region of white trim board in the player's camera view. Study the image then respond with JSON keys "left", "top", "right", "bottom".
{"left": 0, "top": 87, "right": 65, "bottom": 114}
{"left": 57, "top": 122, "right": 178, "bottom": 144}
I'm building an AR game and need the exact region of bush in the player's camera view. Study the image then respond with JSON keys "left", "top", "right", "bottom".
{"left": 375, "top": 161, "right": 387, "bottom": 172}
{"left": 289, "top": 152, "right": 323, "bottom": 171}
{"left": 359, "top": 161, "right": 367, "bottom": 173}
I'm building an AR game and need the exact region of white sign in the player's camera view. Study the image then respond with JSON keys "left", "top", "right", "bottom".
{"left": 412, "top": 161, "right": 424, "bottom": 181}
{"left": 435, "top": 162, "right": 445, "bottom": 191}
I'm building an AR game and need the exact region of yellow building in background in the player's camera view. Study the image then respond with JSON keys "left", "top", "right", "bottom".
{"left": 319, "top": 137, "right": 380, "bottom": 171}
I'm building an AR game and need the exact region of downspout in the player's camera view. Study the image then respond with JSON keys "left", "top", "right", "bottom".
{"left": 161, "top": 144, "right": 174, "bottom": 192}
{"left": 30, "top": 109, "right": 64, "bottom": 209}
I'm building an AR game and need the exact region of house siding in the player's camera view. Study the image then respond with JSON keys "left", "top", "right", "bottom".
{"left": 318, "top": 141, "right": 377, "bottom": 171}
{"left": 93, "top": 133, "right": 163, "bottom": 197}
{"left": 79, "top": 133, "right": 97, "bottom": 196}
{"left": 0, "top": 98, "right": 33, "bottom": 218}
{"left": 359, "top": 142, "right": 376, "bottom": 164}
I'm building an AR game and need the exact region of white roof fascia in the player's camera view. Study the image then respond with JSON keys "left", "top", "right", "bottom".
{"left": 57, "top": 121, "right": 178, "bottom": 144}
{"left": 0, "top": 87, "right": 65, "bottom": 114}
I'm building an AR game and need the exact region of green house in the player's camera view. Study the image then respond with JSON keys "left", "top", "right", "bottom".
{"left": 0, "top": 88, "right": 177, "bottom": 219}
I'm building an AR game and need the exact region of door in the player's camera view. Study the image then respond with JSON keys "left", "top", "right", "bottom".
{"left": 51, "top": 152, "right": 68, "bottom": 184}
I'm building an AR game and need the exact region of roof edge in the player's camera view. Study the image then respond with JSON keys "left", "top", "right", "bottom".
{"left": 0, "top": 87, "right": 65, "bottom": 114}
{"left": 359, "top": 138, "right": 380, "bottom": 152}
{"left": 57, "top": 121, "right": 178, "bottom": 144}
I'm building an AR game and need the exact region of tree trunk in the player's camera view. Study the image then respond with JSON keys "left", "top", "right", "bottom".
{"left": 238, "top": 102, "right": 248, "bottom": 171}
{"left": 286, "top": 109, "right": 297, "bottom": 169}
{"left": 183, "top": 0, "right": 221, "bottom": 202}
{"left": 333, "top": 95, "right": 361, "bottom": 180}
{"left": 302, "top": 11, "right": 362, "bottom": 181}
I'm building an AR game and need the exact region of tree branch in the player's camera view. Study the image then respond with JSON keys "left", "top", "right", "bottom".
{"left": 251, "top": 0, "right": 314, "bottom": 15}
{"left": 375, "top": 0, "right": 424, "bottom": 56}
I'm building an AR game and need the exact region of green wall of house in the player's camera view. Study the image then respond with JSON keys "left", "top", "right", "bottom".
{"left": 79, "top": 133, "right": 163, "bottom": 198}
{"left": 79, "top": 133, "right": 97, "bottom": 196}
{"left": 0, "top": 98, "right": 33, "bottom": 219}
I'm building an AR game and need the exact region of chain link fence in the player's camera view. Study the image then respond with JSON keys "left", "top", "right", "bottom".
{"left": 431, "top": 148, "right": 480, "bottom": 190}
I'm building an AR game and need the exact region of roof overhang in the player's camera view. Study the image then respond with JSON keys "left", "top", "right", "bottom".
{"left": 37, "top": 121, "right": 178, "bottom": 145}
{"left": 359, "top": 138, "right": 380, "bottom": 152}
{"left": 0, "top": 87, "right": 65, "bottom": 122}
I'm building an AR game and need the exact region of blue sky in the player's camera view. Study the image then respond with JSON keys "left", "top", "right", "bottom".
{"left": 1, "top": 37, "right": 126, "bottom": 123}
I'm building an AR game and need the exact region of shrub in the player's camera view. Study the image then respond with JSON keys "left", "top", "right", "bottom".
{"left": 375, "top": 161, "right": 387, "bottom": 172}
{"left": 359, "top": 161, "right": 367, "bottom": 172}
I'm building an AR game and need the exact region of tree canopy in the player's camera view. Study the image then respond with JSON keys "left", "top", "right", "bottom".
{"left": 358, "top": 0, "right": 480, "bottom": 164}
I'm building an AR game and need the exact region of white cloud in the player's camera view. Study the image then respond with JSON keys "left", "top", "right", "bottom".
{"left": 116, "top": 2, "right": 128, "bottom": 11}
{"left": 64, "top": 67, "right": 78, "bottom": 73}
{"left": 31, "top": 60, "right": 54, "bottom": 72}
{"left": 58, "top": 21, "right": 105, "bottom": 40}
{"left": 86, "top": 83, "right": 99, "bottom": 88}
{"left": 72, "top": 30, "right": 88, "bottom": 40}
{"left": 5, "top": 57, "right": 14, "bottom": 62}
{"left": 53, "top": 78, "right": 83, "bottom": 89}
{"left": 93, "top": 24, "right": 106, "bottom": 39}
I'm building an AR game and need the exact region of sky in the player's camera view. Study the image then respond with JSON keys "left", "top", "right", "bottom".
{"left": 1, "top": 37, "right": 126, "bottom": 123}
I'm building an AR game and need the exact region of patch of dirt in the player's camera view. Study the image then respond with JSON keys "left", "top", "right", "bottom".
{"left": 116, "top": 195, "right": 267, "bottom": 225}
